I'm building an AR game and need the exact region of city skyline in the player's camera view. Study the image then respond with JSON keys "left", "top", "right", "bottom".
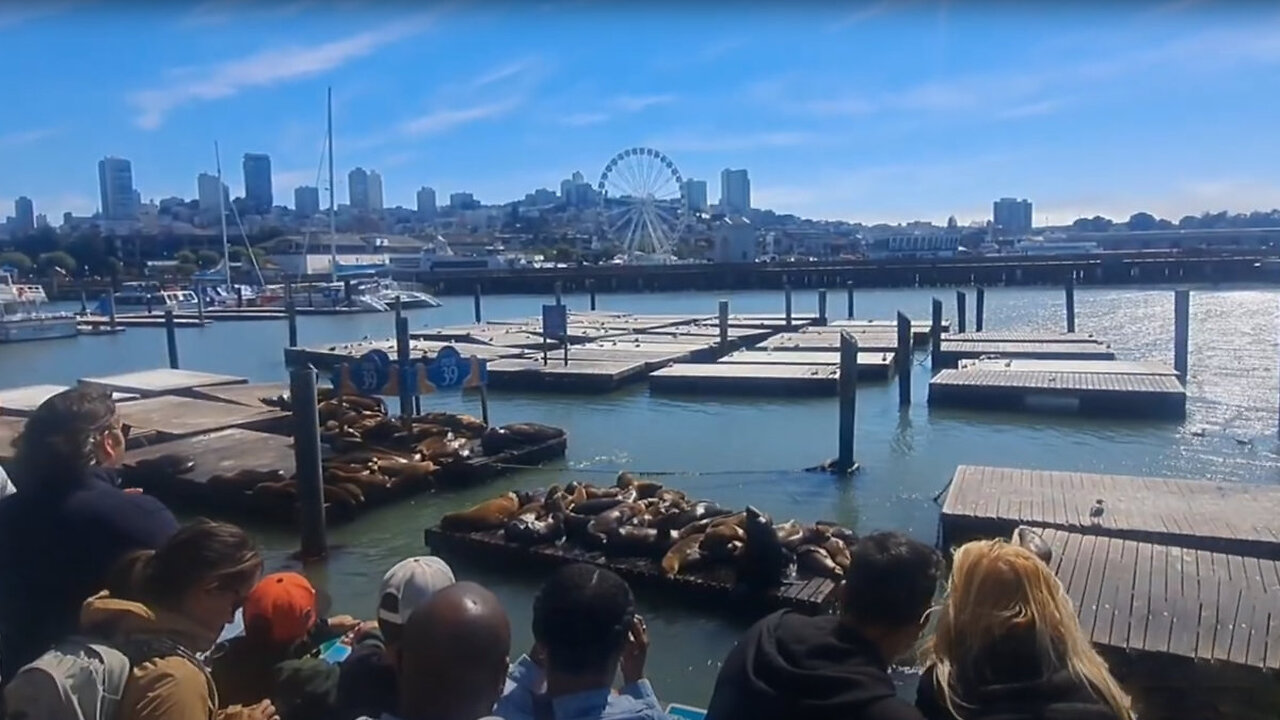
{"left": 2, "top": 2, "right": 1280, "bottom": 225}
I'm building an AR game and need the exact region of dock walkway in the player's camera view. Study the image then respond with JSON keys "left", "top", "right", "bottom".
{"left": 929, "top": 366, "right": 1186, "bottom": 418}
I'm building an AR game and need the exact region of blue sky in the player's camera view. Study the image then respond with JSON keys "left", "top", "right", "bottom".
{"left": 3, "top": 0, "right": 1280, "bottom": 225}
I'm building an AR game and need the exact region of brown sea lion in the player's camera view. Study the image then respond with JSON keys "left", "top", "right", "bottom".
{"left": 632, "top": 481, "right": 664, "bottom": 500}
{"left": 339, "top": 395, "right": 384, "bottom": 413}
{"left": 323, "top": 483, "right": 362, "bottom": 509}
{"left": 796, "top": 544, "right": 843, "bottom": 580}
{"left": 440, "top": 492, "right": 521, "bottom": 532}
{"left": 774, "top": 520, "right": 806, "bottom": 549}
{"left": 739, "top": 506, "right": 790, "bottom": 591}
{"left": 570, "top": 497, "right": 624, "bottom": 516}
{"left": 130, "top": 454, "right": 198, "bottom": 477}
{"left": 252, "top": 480, "right": 297, "bottom": 500}
{"left": 699, "top": 524, "right": 747, "bottom": 561}
{"left": 654, "top": 488, "right": 687, "bottom": 505}
{"left": 822, "top": 537, "right": 852, "bottom": 570}
{"left": 569, "top": 483, "right": 588, "bottom": 508}
{"left": 504, "top": 514, "right": 565, "bottom": 546}
{"left": 207, "top": 468, "right": 287, "bottom": 492}
{"left": 359, "top": 418, "right": 405, "bottom": 444}
{"left": 334, "top": 482, "right": 366, "bottom": 504}
{"left": 1012, "top": 525, "right": 1053, "bottom": 564}
{"left": 501, "top": 422, "right": 565, "bottom": 445}
{"left": 562, "top": 511, "right": 592, "bottom": 542}
{"left": 376, "top": 460, "right": 438, "bottom": 486}
{"left": 659, "top": 502, "right": 732, "bottom": 533}
{"left": 514, "top": 501, "right": 544, "bottom": 521}
{"left": 583, "top": 485, "right": 623, "bottom": 500}
{"left": 678, "top": 511, "right": 746, "bottom": 539}
{"left": 414, "top": 412, "right": 487, "bottom": 437}
{"left": 815, "top": 522, "right": 858, "bottom": 546}
{"left": 661, "top": 533, "right": 705, "bottom": 577}
{"left": 480, "top": 426, "right": 517, "bottom": 456}
{"left": 587, "top": 502, "right": 643, "bottom": 537}
{"left": 544, "top": 489, "right": 572, "bottom": 514}
{"left": 615, "top": 471, "right": 638, "bottom": 489}
{"left": 604, "top": 526, "right": 675, "bottom": 558}
{"left": 515, "top": 488, "right": 549, "bottom": 508}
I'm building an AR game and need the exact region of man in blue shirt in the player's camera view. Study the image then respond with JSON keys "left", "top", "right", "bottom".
{"left": 496, "top": 564, "right": 667, "bottom": 720}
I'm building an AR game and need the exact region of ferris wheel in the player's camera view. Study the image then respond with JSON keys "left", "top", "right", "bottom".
{"left": 596, "top": 147, "right": 689, "bottom": 257}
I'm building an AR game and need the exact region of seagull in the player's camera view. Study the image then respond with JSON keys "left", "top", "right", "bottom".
{"left": 1089, "top": 499, "right": 1106, "bottom": 522}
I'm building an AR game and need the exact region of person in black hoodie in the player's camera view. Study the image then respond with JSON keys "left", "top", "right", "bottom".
{"left": 915, "top": 538, "right": 1133, "bottom": 720}
{"left": 0, "top": 386, "right": 179, "bottom": 686}
{"left": 706, "top": 531, "right": 944, "bottom": 720}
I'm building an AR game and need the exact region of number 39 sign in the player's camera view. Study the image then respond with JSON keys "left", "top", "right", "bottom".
{"left": 425, "top": 346, "right": 487, "bottom": 391}
{"left": 331, "top": 345, "right": 487, "bottom": 396}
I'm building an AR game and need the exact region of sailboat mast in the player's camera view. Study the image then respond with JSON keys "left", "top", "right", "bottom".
{"left": 327, "top": 86, "right": 337, "bottom": 283}
{"left": 216, "top": 142, "right": 231, "bottom": 288}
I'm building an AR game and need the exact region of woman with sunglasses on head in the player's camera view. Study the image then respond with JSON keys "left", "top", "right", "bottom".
{"left": 80, "top": 518, "right": 276, "bottom": 720}
{"left": 0, "top": 386, "right": 179, "bottom": 687}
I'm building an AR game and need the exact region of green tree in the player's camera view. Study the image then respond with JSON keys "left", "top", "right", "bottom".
{"left": 175, "top": 262, "right": 198, "bottom": 277}
{"left": 1127, "top": 212, "right": 1157, "bottom": 231}
{"left": 0, "top": 251, "right": 33, "bottom": 274}
{"left": 174, "top": 250, "right": 197, "bottom": 265}
{"left": 197, "top": 249, "right": 222, "bottom": 269}
{"left": 37, "top": 251, "right": 78, "bottom": 276}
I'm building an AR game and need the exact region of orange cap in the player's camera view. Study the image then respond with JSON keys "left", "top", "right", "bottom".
{"left": 243, "top": 572, "right": 317, "bottom": 646}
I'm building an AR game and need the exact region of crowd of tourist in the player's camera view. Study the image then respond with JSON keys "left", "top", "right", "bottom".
{"left": 0, "top": 387, "right": 1137, "bottom": 720}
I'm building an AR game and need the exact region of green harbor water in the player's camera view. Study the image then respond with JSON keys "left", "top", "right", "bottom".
{"left": 6, "top": 284, "right": 1280, "bottom": 705}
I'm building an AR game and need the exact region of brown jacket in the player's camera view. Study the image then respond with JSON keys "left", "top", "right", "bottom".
{"left": 79, "top": 592, "right": 263, "bottom": 720}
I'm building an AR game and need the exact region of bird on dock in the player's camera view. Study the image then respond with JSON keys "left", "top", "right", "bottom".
{"left": 1089, "top": 499, "right": 1105, "bottom": 522}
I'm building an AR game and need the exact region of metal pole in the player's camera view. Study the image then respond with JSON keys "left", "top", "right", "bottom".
{"left": 394, "top": 294, "right": 403, "bottom": 326}
{"left": 395, "top": 316, "right": 413, "bottom": 418}
{"left": 784, "top": 284, "right": 793, "bottom": 328}
{"left": 897, "top": 311, "right": 911, "bottom": 405}
{"left": 836, "top": 332, "right": 859, "bottom": 472}
{"left": 164, "top": 309, "right": 179, "bottom": 369}
{"left": 108, "top": 291, "right": 117, "bottom": 330}
{"left": 846, "top": 283, "right": 854, "bottom": 319}
{"left": 195, "top": 282, "right": 205, "bottom": 324}
{"left": 286, "top": 295, "right": 298, "bottom": 348}
{"left": 479, "top": 384, "right": 490, "bottom": 426}
{"left": 1065, "top": 279, "right": 1077, "bottom": 333}
{"left": 473, "top": 284, "right": 483, "bottom": 323}
{"left": 956, "top": 290, "right": 967, "bottom": 334}
{"left": 235, "top": 284, "right": 243, "bottom": 309}
{"left": 718, "top": 299, "right": 729, "bottom": 350}
{"left": 588, "top": 279, "right": 597, "bottom": 311}
{"left": 289, "top": 365, "right": 327, "bottom": 559}
{"left": 1174, "top": 289, "right": 1190, "bottom": 382}
{"left": 554, "top": 280, "right": 563, "bottom": 307}
{"left": 930, "top": 297, "right": 943, "bottom": 369}
{"left": 79, "top": 289, "right": 88, "bottom": 314}
{"left": 975, "top": 287, "right": 985, "bottom": 332}
{"left": 817, "top": 289, "right": 828, "bottom": 326}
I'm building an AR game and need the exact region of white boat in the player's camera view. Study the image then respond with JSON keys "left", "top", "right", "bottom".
{"left": 371, "top": 278, "right": 441, "bottom": 309}
{"left": 0, "top": 272, "right": 78, "bottom": 342}
{"left": 109, "top": 281, "right": 201, "bottom": 311}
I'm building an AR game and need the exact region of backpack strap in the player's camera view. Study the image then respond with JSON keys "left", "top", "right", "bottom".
{"left": 116, "top": 636, "right": 217, "bottom": 713}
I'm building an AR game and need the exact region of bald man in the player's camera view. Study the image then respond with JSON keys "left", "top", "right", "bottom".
{"left": 367, "top": 581, "right": 511, "bottom": 720}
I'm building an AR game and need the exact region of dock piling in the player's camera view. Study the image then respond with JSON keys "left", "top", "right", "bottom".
{"left": 784, "top": 284, "right": 793, "bottom": 329}
{"left": 588, "top": 279, "right": 597, "bottom": 311}
{"left": 718, "top": 299, "right": 729, "bottom": 350}
{"left": 956, "top": 290, "right": 967, "bottom": 334}
{"left": 846, "top": 283, "right": 855, "bottom": 319}
{"left": 289, "top": 365, "right": 327, "bottom": 560}
{"left": 836, "top": 332, "right": 859, "bottom": 472}
{"left": 393, "top": 294, "right": 403, "bottom": 325}
{"left": 79, "top": 289, "right": 88, "bottom": 314}
{"left": 164, "top": 309, "right": 179, "bottom": 369}
{"left": 1174, "top": 289, "right": 1190, "bottom": 382}
{"left": 554, "top": 281, "right": 563, "bottom": 307}
{"left": 816, "top": 289, "right": 828, "bottom": 326}
{"left": 473, "top": 284, "right": 483, "bottom": 323}
{"left": 975, "top": 287, "right": 985, "bottom": 331}
{"left": 897, "top": 312, "right": 912, "bottom": 405}
{"left": 930, "top": 297, "right": 943, "bottom": 369}
{"left": 107, "top": 292, "right": 117, "bottom": 330}
{"left": 1065, "top": 280, "right": 1077, "bottom": 333}
{"left": 286, "top": 295, "right": 298, "bottom": 348}
{"left": 235, "top": 285, "right": 244, "bottom": 309}
{"left": 195, "top": 284, "right": 205, "bottom": 324}
{"left": 395, "top": 315, "right": 413, "bottom": 418}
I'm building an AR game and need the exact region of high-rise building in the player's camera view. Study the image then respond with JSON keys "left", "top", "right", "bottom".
{"left": 196, "top": 172, "right": 229, "bottom": 213}
{"left": 367, "top": 170, "right": 384, "bottom": 211}
{"left": 348, "top": 167, "right": 370, "bottom": 210}
{"left": 683, "top": 179, "right": 708, "bottom": 213}
{"left": 98, "top": 156, "right": 137, "bottom": 220}
{"left": 242, "top": 153, "right": 273, "bottom": 213}
{"left": 13, "top": 197, "right": 34, "bottom": 235}
{"left": 992, "top": 197, "right": 1033, "bottom": 235}
{"left": 416, "top": 186, "right": 437, "bottom": 218}
{"left": 449, "top": 191, "right": 476, "bottom": 209}
{"left": 294, "top": 186, "right": 321, "bottom": 217}
{"left": 719, "top": 169, "right": 750, "bottom": 214}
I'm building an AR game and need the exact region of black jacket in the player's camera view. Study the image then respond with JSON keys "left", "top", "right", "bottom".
{"left": 705, "top": 610, "right": 923, "bottom": 720}
{"left": 333, "top": 628, "right": 397, "bottom": 720}
{"left": 915, "top": 636, "right": 1125, "bottom": 720}
{"left": 0, "top": 467, "right": 178, "bottom": 683}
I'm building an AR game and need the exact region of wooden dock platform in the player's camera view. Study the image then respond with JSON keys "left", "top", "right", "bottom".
{"left": 79, "top": 368, "right": 248, "bottom": 398}
{"left": 943, "top": 331, "right": 1100, "bottom": 344}
{"left": 116, "top": 395, "right": 290, "bottom": 441}
{"left": 1037, "top": 528, "right": 1280, "bottom": 670}
{"left": 820, "top": 319, "right": 944, "bottom": 344}
{"left": 759, "top": 331, "right": 900, "bottom": 353}
{"left": 929, "top": 366, "right": 1186, "bottom": 418}
{"left": 650, "top": 363, "right": 840, "bottom": 395}
{"left": 0, "top": 384, "right": 138, "bottom": 417}
{"left": 0, "top": 417, "right": 23, "bottom": 464}
{"left": 939, "top": 465, "right": 1280, "bottom": 559}
{"left": 188, "top": 382, "right": 290, "bottom": 409}
{"left": 934, "top": 340, "right": 1117, "bottom": 368}
{"left": 424, "top": 526, "right": 838, "bottom": 617}
{"left": 77, "top": 314, "right": 210, "bottom": 328}
{"left": 957, "top": 358, "right": 1178, "bottom": 376}
{"left": 485, "top": 358, "right": 650, "bottom": 392}
{"left": 718, "top": 349, "right": 895, "bottom": 380}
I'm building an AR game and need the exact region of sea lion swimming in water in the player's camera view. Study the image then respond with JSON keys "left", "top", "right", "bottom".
{"left": 661, "top": 533, "right": 705, "bottom": 577}
{"left": 738, "top": 506, "right": 790, "bottom": 591}
{"left": 796, "top": 544, "right": 843, "bottom": 580}
{"left": 440, "top": 492, "right": 521, "bottom": 532}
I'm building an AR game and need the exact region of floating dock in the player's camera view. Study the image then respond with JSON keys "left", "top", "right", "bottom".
{"left": 79, "top": 368, "right": 248, "bottom": 398}
{"left": 424, "top": 526, "right": 838, "bottom": 616}
{"left": 77, "top": 314, "right": 211, "bottom": 328}
{"left": 934, "top": 340, "right": 1116, "bottom": 368}
{"left": 0, "top": 384, "right": 138, "bottom": 417}
{"left": 650, "top": 363, "right": 840, "bottom": 396}
{"left": 116, "top": 394, "right": 290, "bottom": 441}
{"left": 758, "top": 331, "right": 900, "bottom": 353}
{"left": 718, "top": 349, "right": 895, "bottom": 380}
{"left": 929, "top": 363, "right": 1186, "bottom": 418}
{"left": 942, "top": 331, "right": 1100, "bottom": 344}
{"left": 939, "top": 465, "right": 1280, "bottom": 559}
{"left": 486, "top": 358, "right": 650, "bottom": 392}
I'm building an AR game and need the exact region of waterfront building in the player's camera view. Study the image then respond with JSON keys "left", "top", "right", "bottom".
{"left": 242, "top": 153, "right": 273, "bottom": 213}
{"left": 98, "top": 156, "right": 137, "bottom": 221}
{"left": 993, "top": 197, "right": 1033, "bottom": 236}
{"left": 713, "top": 216, "right": 757, "bottom": 262}
{"left": 720, "top": 169, "right": 750, "bottom": 214}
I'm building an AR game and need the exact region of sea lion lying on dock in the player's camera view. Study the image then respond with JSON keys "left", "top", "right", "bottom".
{"left": 796, "top": 544, "right": 843, "bottom": 580}
{"left": 661, "top": 533, "right": 705, "bottom": 576}
{"left": 738, "top": 506, "right": 790, "bottom": 591}
{"left": 504, "top": 513, "right": 564, "bottom": 546}
{"left": 207, "top": 468, "right": 287, "bottom": 492}
{"left": 604, "top": 526, "right": 676, "bottom": 558}
{"left": 413, "top": 412, "right": 487, "bottom": 437}
{"left": 440, "top": 492, "right": 521, "bottom": 532}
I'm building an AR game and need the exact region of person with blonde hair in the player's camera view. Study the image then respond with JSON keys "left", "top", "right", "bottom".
{"left": 915, "top": 538, "right": 1134, "bottom": 720}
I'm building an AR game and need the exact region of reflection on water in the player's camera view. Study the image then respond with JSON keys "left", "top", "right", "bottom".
{"left": 7, "top": 284, "right": 1280, "bottom": 704}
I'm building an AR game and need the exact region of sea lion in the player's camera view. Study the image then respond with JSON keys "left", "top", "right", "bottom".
{"left": 659, "top": 502, "right": 732, "bottom": 533}
{"left": 504, "top": 514, "right": 565, "bottom": 546}
{"left": 334, "top": 482, "right": 366, "bottom": 504}
{"left": 359, "top": 418, "right": 404, "bottom": 444}
{"left": 440, "top": 492, "right": 521, "bottom": 532}
{"left": 678, "top": 511, "right": 746, "bottom": 539}
{"left": 654, "top": 488, "right": 687, "bottom": 505}
{"left": 633, "top": 481, "right": 665, "bottom": 500}
{"left": 1012, "top": 525, "right": 1053, "bottom": 564}
{"left": 323, "top": 483, "right": 363, "bottom": 509}
{"left": 699, "top": 524, "right": 747, "bottom": 562}
{"left": 822, "top": 537, "right": 852, "bottom": 570}
{"left": 207, "top": 468, "right": 287, "bottom": 492}
{"left": 544, "top": 489, "right": 572, "bottom": 514}
{"left": 570, "top": 497, "right": 624, "bottom": 516}
{"left": 562, "top": 512, "right": 593, "bottom": 542}
{"left": 569, "top": 483, "right": 588, "bottom": 507}
{"left": 252, "top": 480, "right": 297, "bottom": 500}
{"left": 800, "top": 524, "right": 833, "bottom": 546}
{"left": 514, "top": 501, "right": 544, "bottom": 521}
{"left": 501, "top": 422, "right": 565, "bottom": 445}
{"left": 417, "top": 435, "right": 471, "bottom": 464}
{"left": 796, "top": 544, "right": 843, "bottom": 580}
{"left": 583, "top": 485, "right": 624, "bottom": 500}
{"left": 815, "top": 521, "right": 858, "bottom": 546}
{"left": 604, "top": 526, "right": 675, "bottom": 558}
{"left": 131, "top": 454, "right": 198, "bottom": 477}
{"left": 586, "top": 502, "right": 643, "bottom": 537}
{"left": 739, "top": 506, "right": 790, "bottom": 591}
{"left": 339, "top": 395, "right": 384, "bottom": 413}
{"left": 376, "top": 460, "right": 438, "bottom": 485}
{"left": 414, "top": 412, "right": 487, "bottom": 437}
{"left": 615, "top": 471, "right": 638, "bottom": 489}
{"left": 515, "top": 488, "right": 549, "bottom": 507}
{"left": 774, "top": 520, "right": 806, "bottom": 549}
{"left": 480, "top": 427, "right": 517, "bottom": 456}
{"left": 661, "top": 533, "right": 704, "bottom": 577}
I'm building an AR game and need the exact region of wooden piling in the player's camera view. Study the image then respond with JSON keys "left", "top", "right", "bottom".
{"left": 1065, "top": 279, "right": 1077, "bottom": 333}
{"left": 588, "top": 279, "right": 597, "bottom": 311}
{"left": 846, "top": 283, "right": 855, "bottom": 319}
{"left": 817, "top": 289, "right": 828, "bottom": 326}
{"left": 473, "top": 284, "right": 483, "bottom": 323}
{"left": 195, "top": 284, "right": 205, "bottom": 324}
{"left": 930, "top": 297, "right": 943, "bottom": 369}
{"left": 107, "top": 292, "right": 117, "bottom": 330}
{"left": 286, "top": 295, "right": 298, "bottom": 348}
{"left": 235, "top": 285, "right": 244, "bottom": 309}
{"left": 897, "top": 311, "right": 911, "bottom": 405}
{"left": 395, "top": 315, "right": 413, "bottom": 418}
{"left": 784, "top": 284, "right": 794, "bottom": 328}
{"left": 975, "top": 287, "right": 985, "bottom": 332}
{"left": 1174, "top": 289, "right": 1190, "bottom": 382}
{"left": 394, "top": 294, "right": 403, "bottom": 325}
{"left": 289, "top": 365, "right": 327, "bottom": 559}
{"left": 554, "top": 281, "right": 563, "bottom": 307}
{"left": 718, "top": 299, "right": 729, "bottom": 350}
{"left": 164, "top": 309, "right": 179, "bottom": 369}
{"left": 956, "top": 290, "right": 967, "bottom": 334}
{"left": 836, "top": 332, "right": 859, "bottom": 472}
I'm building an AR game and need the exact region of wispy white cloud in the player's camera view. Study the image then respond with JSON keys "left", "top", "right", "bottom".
{"left": 648, "top": 131, "right": 819, "bottom": 154}
{"left": 0, "top": 127, "right": 61, "bottom": 148}
{"left": 556, "top": 93, "right": 677, "bottom": 127}
{"left": 826, "top": 0, "right": 900, "bottom": 32}
{"left": 560, "top": 112, "right": 610, "bottom": 127}
{"left": 471, "top": 57, "right": 541, "bottom": 89}
{"left": 996, "top": 99, "right": 1067, "bottom": 120}
{"left": 0, "top": 1, "right": 82, "bottom": 30}
{"left": 129, "top": 15, "right": 438, "bottom": 129}
{"left": 801, "top": 97, "right": 876, "bottom": 118}
{"left": 400, "top": 99, "right": 522, "bottom": 137}
{"left": 179, "top": 0, "right": 314, "bottom": 27}
{"left": 613, "top": 94, "right": 676, "bottom": 113}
